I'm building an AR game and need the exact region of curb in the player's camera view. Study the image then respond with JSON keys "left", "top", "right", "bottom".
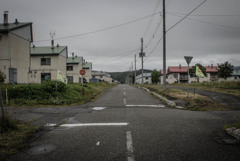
{"left": 138, "top": 86, "right": 183, "bottom": 109}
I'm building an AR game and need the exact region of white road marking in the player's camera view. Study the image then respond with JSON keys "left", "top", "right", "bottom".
{"left": 126, "top": 105, "right": 165, "bottom": 108}
{"left": 96, "top": 141, "right": 100, "bottom": 146}
{"left": 45, "top": 123, "right": 57, "bottom": 127}
{"left": 124, "top": 98, "right": 127, "bottom": 105}
{"left": 124, "top": 91, "right": 126, "bottom": 96}
{"left": 126, "top": 131, "right": 135, "bottom": 161}
{"left": 92, "top": 107, "right": 106, "bottom": 110}
{"left": 45, "top": 123, "right": 129, "bottom": 127}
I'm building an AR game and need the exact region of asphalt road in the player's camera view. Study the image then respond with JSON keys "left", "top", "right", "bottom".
{"left": 8, "top": 84, "right": 240, "bottom": 161}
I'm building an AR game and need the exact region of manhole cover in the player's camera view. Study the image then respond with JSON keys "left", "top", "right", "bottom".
{"left": 92, "top": 107, "right": 106, "bottom": 111}
{"left": 27, "top": 143, "right": 57, "bottom": 155}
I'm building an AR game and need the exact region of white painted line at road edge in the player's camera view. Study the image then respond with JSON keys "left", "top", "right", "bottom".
{"left": 45, "top": 123, "right": 129, "bottom": 127}
{"left": 126, "top": 131, "right": 135, "bottom": 161}
{"left": 126, "top": 105, "right": 165, "bottom": 108}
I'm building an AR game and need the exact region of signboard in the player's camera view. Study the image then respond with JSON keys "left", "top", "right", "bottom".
{"left": 80, "top": 69, "right": 86, "bottom": 75}
{"left": 184, "top": 56, "right": 193, "bottom": 65}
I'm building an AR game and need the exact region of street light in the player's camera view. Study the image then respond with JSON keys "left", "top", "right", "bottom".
{"left": 184, "top": 56, "right": 193, "bottom": 98}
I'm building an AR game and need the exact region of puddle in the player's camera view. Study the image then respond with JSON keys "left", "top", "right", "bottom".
{"left": 27, "top": 143, "right": 57, "bottom": 155}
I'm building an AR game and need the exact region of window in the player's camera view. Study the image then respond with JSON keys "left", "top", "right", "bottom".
{"left": 41, "top": 58, "right": 51, "bottom": 65}
{"left": 67, "top": 76, "right": 73, "bottom": 83}
{"left": 41, "top": 73, "right": 51, "bottom": 83}
{"left": 67, "top": 66, "right": 73, "bottom": 71}
{"left": 145, "top": 77, "right": 148, "bottom": 80}
{"left": 9, "top": 68, "right": 17, "bottom": 84}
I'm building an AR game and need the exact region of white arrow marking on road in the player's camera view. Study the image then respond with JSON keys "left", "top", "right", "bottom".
{"left": 126, "top": 131, "right": 135, "bottom": 161}
{"left": 96, "top": 141, "right": 100, "bottom": 146}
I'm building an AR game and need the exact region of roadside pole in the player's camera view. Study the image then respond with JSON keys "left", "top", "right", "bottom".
{"left": 0, "top": 86, "right": 5, "bottom": 120}
{"left": 184, "top": 56, "right": 193, "bottom": 98}
{"left": 80, "top": 69, "right": 86, "bottom": 96}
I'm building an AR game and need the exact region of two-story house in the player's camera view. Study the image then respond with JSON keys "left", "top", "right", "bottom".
{"left": 160, "top": 64, "right": 218, "bottom": 84}
{"left": 0, "top": 11, "right": 33, "bottom": 83}
{"left": 66, "top": 54, "right": 83, "bottom": 83}
{"left": 135, "top": 73, "right": 152, "bottom": 84}
{"left": 83, "top": 62, "right": 92, "bottom": 83}
{"left": 30, "top": 43, "right": 68, "bottom": 83}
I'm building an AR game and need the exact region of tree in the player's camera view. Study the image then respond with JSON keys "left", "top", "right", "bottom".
{"left": 0, "top": 71, "right": 4, "bottom": 83}
{"left": 189, "top": 63, "right": 206, "bottom": 78}
{"left": 151, "top": 69, "right": 160, "bottom": 84}
{"left": 217, "top": 61, "right": 234, "bottom": 79}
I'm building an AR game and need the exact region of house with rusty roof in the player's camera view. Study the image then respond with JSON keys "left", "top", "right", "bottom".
{"left": 160, "top": 64, "right": 218, "bottom": 84}
{"left": 0, "top": 11, "right": 33, "bottom": 83}
{"left": 30, "top": 41, "right": 68, "bottom": 83}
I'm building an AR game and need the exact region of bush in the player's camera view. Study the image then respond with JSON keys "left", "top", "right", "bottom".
{"left": 0, "top": 116, "right": 18, "bottom": 133}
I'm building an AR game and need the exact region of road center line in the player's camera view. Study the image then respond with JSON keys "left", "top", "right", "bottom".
{"left": 126, "top": 131, "right": 135, "bottom": 161}
{"left": 124, "top": 98, "right": 126, "bottom": 105}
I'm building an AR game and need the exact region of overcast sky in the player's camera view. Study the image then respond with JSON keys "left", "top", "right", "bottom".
{"left": 1, "top": 0, "right": 240, "bottom": 72}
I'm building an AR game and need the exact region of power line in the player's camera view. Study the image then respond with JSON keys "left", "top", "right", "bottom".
{"left": 168, "top": 13, "right": 240, "bottom": 30}
{"left": 167, "top": 12, "right": 240, "bottom": 17}
{"left": 166, "top": 0, "right": 208, "bottom": 32}
{"left": 34, "top": 11, "right": 161, "bottom": 43}
{"left": 142, "top": 0, "right": 162, "bottom": 38}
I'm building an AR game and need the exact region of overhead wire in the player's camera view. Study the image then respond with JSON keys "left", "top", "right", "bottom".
{"left": 34, "top": 11, "right": 161, "bottom": 43}
{"left": 166, "top": 0, "right": 208, "bottom": 32}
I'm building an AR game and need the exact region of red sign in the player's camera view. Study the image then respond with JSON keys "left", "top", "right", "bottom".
{"left": 80, "top": 69, "right": 86, "bottom": 75}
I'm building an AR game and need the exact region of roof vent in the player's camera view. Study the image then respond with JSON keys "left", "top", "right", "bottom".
{"left": 32, "top": 44, "right": 35, "bottom": 48}
{"left": 3, "top": 11, "right": 8, "bottom": 26}
{"left": 56, "top": 44, "right": 59, "bottom": 47}
{"left": 179, "top": 64, "right": 181, "bottom": 69}
{"left": 72, "top": 52, "right": 74, "bottom": 59}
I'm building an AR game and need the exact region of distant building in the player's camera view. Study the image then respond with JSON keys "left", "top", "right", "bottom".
{"left": 227, "top": 66, "right": 240, "bottom": 81}
{"left": 30, "top": 43, "right": 68, "bottom": 83}
{"left": 160, "top": 65, "right": 218, "bottom": 84}
{"left": 0, "top": 11, "right": 33, "bottom": 83}
{"left": 135, "top": 73, "right": 152, "bottom": 84}
{"left": 66, "top": 54, "right": 83, "bottom": 83}
{"left": 92, "top": 71, "right": 112, "bottom": 83}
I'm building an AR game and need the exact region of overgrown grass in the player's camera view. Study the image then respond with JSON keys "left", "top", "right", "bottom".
{"left": 171, "top": 81, "right": 240, "bottom": 98}
{"left": 224, "top": 122, "right": 240, "bottom": 130}
{"left": 0, "top": 116, "right": 38, "bottom": 161}
{"left": 0, "top": 81, "right": 115, "bottom": 106}
{"left": 140, "top": 84, "right": 225, "bottom": 111}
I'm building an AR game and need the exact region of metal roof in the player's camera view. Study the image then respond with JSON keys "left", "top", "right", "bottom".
{"left": 31, "top": 46, "right": 67, "bottom": 56}
{"left": 83, "top": 62, "right": 92, "bottom": 69}
{"left": 0, "top": 22, "right": 32, "bottom": 33}
{"left": 67, "top": 56, "right": 83, "bottom": 64}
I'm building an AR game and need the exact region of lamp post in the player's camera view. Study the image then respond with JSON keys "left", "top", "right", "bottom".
{"left": 184, "top": 56, "right": 193, "bottom": 98}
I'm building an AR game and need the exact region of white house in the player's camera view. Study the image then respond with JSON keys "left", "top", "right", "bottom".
{"left": 82, "top": 62, "right": 92, "bottom": 83}
{"left": 92, "top": 71, "right": 112, "bottom": 83}
{"left": 0, "top": 11, "right": 33, "bottom": 84}
{"left": 30, "top": 43, "right": 68, "bottom": 83}
{"left": 135, "top": 73, "right": 152, "bottom": 84}
{"left": 66, "top": 54, "right": 83, "bottom": 83}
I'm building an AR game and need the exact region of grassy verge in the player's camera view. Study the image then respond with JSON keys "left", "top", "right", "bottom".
{"left": 170, "top": 81, "right": 240, "bottom": 99}
{"left": 224, "top": 122, "right": 240, "bottom": 130}
{"left": 0, "top": 116, "right": 38, "bottom": 161}
{"left": 140, "top": 84, "right": 225, "bottom": 111}
{"left": 0, "top": 82, "right": 116, "bottom": 107}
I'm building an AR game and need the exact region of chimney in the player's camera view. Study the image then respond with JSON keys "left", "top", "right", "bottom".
{"left": 14, "top": 19, "right": 19, "bottom": 24}
{"left": 211, "top": 64, "right": 213, "bottom": 68}
{"left": 4, "top": 11, "right": 8, "bottom": 26}
{"left": 72, "top": 52, "right": 74, "bottom": 59}
{"left": 179, "top": 64, "right": 181, "bottom": 69}
{"left": 51, "top": 39, "right": 54, "bottom": 49}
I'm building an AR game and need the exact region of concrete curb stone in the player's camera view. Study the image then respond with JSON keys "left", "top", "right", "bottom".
{"left": 225, "top": 127, "right": 240, "bottom": 140}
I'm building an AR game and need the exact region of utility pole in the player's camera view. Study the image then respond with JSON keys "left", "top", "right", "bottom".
{"left": 134, "top": 54, "right": 136, "bottom": 84}
{"left": 139, "top": 38, "right": 145, "bottom": 84}
{"left": 162, "top": 0, "right": 167, "bottom": 91}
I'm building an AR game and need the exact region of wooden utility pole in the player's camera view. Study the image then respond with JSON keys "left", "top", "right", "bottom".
{"left": 162, "top": 0, "right": 167, "bottom": 91}
{"left": 134, "top": 54, "right": 136, "bottom": 84}
{"left": 139, "top": 38, "right": 145, "bottom": 84}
